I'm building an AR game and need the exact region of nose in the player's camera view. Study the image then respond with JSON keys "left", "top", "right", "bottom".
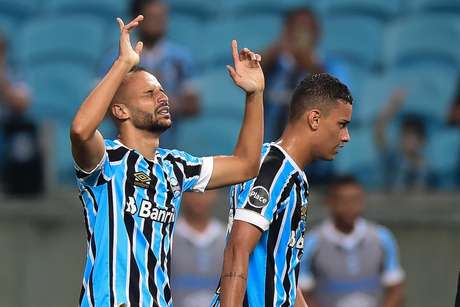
{"left": 341, "top": 128, "right": 350, "bottom": 142}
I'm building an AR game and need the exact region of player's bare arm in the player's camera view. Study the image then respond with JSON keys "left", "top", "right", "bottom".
{"left": 206, "top": 40, "right": 264, "bottom": 189}
{"left": 220, "top": 220, "right": 262, "bottom": 307}
{"left": 70, "top": 15, "right": 144, "bottom": 171}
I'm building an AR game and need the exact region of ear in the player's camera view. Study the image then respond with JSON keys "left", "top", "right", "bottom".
{"left": 111, "top": 103, "right": 130, "bottom": 120}
{"left": 306, "top": 109, "right": 321, "bottom": 131}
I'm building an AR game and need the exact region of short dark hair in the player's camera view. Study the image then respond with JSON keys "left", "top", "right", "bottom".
{"left": 288, "top": 73, "right": 353, "bottom": 122}
{"left": 328, "top": 175, "right": 361, "bottom": 194}
{"left": 129, "top": 65, "right": 150, "bottom": 74}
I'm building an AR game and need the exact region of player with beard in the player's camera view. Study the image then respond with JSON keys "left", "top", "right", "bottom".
{"left": 71, "top": 15, "right": 265, "bottom": 307}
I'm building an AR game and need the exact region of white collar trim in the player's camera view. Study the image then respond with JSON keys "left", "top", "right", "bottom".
{"left": 321, "top": 218, "right": 368, "bottom": 250}
{"left": 270, "top": 142, "right": 309, "bottom": 188}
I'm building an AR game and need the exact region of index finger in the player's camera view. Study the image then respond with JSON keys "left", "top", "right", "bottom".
{"left": 231, "top": 40, "right": 239, "bottom": 64}
{"left": 125, "top": 15, "right": 144, "bottom": 31}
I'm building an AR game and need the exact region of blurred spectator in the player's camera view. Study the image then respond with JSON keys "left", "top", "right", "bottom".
{"left": 101, "top": 0, "right": 200, "bottom": 148}
{"left": 170, "top": 190, "right": 226, "bottom": 307}
{"left": 374, "top": 90, "right": 431, "bottom": 191}
{"left": 447, "top": 78, "right": 460, "bottom": 184}
{"left": 0, "top": 32, "right": 44, "bottom": 196}
{"left": 300, "top": 175, "right": 405, "bottom": 307}
{"left": 448, "top": 78, "right": 460, "bottom": 126}
{"left": 261, "top": 7, "right": 349, "bottom": 185}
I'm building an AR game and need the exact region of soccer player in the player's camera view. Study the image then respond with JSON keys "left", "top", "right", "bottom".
{"left": 70, "top": 15, "right": 264, "bottom": 307}
{"left": 211, "top": 73, "right": 353, "bottom": 307}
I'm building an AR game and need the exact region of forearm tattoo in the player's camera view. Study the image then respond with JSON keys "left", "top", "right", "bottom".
{"left": 222, "top": 272, "right": 247, "bottom": 281}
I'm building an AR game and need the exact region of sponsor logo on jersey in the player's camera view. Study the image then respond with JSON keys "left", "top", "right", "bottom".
{"left": 248, "top": 186, "right": 270, "bottom": 208}
{"left": 133, "top": 171, "right": 151, "bottom": 189}
{"left": 125, "top": 196, "right": 175, "bottom": 224}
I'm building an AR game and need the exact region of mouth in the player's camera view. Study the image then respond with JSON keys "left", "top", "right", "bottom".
{"left": 156, "top": 101, "right": 170, "bottom": 117}
{"left": 335, "top": 144, "right": 345, "bottom": 153}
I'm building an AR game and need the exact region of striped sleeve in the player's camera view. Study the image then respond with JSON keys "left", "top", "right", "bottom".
{"left": 234, "top": 154, "right": 292, "bottom": 231}
{"left": 74, "top": 151, "right": 113, "bottom": 187}
{"left": 376, "top": 226, "right": 405, "bottom": 286}
{"left": 166, "top": 150, "right": 213, "bottom": 192}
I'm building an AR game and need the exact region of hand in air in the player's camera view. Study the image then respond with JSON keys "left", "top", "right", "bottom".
{"left": 116, "top": 15, "right": 144, "bottom": 67}
{"left": 227, "top": 40, "right": 265, "bottom": 94}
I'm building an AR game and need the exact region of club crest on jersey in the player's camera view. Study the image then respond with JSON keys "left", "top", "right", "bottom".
{"left": 133, "top": 171, "right": 151, "bottom": 189}
{"left": 248, "top": 186, "right": 270, "bottom": 208}
{"left": 169, "top": 176, "right": 181, "bottom": 198}
{"left": 301, "top": 205, "right": 308, "bottom": 222}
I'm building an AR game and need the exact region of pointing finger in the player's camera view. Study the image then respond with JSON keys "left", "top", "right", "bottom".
{"left": 231, "top": 40, "right": 239, "bottom": 64}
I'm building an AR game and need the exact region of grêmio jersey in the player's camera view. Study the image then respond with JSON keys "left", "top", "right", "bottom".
{"left": 211, "top": 143, "right": 309, "bottom": 307}
{"left": 75, "top": 139, "right": 213, "bottom": 307}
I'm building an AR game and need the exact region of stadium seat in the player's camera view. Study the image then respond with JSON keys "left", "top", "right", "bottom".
{"left": 176, "top": 116, "right": 242, "bottom": 156}
{"left": 166, "top": 0, "right": 217, "bottom": 20}
{"left": 192, "top": 69, "right": 245, "bottom": 118}
{"left": 426, "top": 128, "right": 460, "bottom": 188}
{"left": 355, "top": 66, "right": 457, "bottom": 125}
{"left": 16, "top": 15, "right": 106, "bottom": 67}
{"left": 321, "top": 15, "right": 384, "bottom": 69}
{"left": 25, "top": 62, "right": 95, "bottom": 121}
{"left": 204, "top": 15, "right": 282, "bottom": 67}
{"left": 223, "top": 0, "right": 322, "bottom": 16}
{"left": 408, "top": 0, "right": 460, "bottom": 14}
{"left": 323, "top": 0, "right": 402, "bottom": 20}
{"left": 384, "top": 15, "right": 460, "bottom": 69}
{"left": 334, "top": 127, "right": 383, "bottom": 188}
{"left": 43, "top": 0, "right": 128, "bottom": 20}
{"left": 167, "top": 14, "right": 204, "bottom": 64}
{"left": 0, "top": 0, "right": 39, "bottom": 19}
{"left": 396, "top": 67, "right": 457, "bottom": 122}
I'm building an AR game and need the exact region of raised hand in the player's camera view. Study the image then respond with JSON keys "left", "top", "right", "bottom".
{"left": 116, "top": 15, "right": 144, "bottom": 68}
{"left": 227, "top": 40, "right": 265, "bottom": 94}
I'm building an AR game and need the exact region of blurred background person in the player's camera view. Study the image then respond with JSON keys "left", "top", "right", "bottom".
{"left": 0, "top": 32, "right": 43, "bottom": 196}
{"left": 101, "top": 0, "right": 200, "bottom": 149}
{"left": 170, "top": 190, "right": 226, "bottom": 307}
{"left": 448, "top": 78, "right": 460, "bottom": 126}
{"left": 300, "top": 175, "right": 405, "bottom": 307}
{"left": 261, "top": 7, "right": 349, "bottom": 185}
{"left": 374, "top": 90, "right": 431, "bottom": 191}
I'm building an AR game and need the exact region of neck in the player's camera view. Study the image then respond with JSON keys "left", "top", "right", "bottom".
{"left": 118, "top": 127, "right": 160, "bottom": 160}
{"left": 333, "top": 218, "right": 355, "bottom": 234}
{"left": 184, "top": 214, "right": 210, "bottom": 233}
{"left": 275, "top": 123, "right": 314, "bottom": 169}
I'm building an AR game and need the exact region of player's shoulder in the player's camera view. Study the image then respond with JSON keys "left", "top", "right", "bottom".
{"left": 373, "top": 223, "right": 397, "bottom": 244}
{"left": 103, "top": 139, "right": 130, "bottom": 162}
{"left": 157, "top": 148, "right": 201, "bottom": 164}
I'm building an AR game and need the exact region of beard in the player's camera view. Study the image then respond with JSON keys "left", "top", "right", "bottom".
{"left": 131, "top": 108, "right": 172, "bottom": 134}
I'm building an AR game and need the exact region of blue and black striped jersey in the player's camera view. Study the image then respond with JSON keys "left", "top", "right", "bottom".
{"left": 76, "top": 139, "right": 213, "bottom": 307}
{"left": 211, "top": 143, "right": 309, "bottom": 307}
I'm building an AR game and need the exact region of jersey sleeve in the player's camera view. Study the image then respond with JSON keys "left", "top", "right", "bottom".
{"left": 74, "top": 150, "right": 113, "bottom": 187}
{"left": 234, "top": 155, "right": 294, "bottom": 231}
{"left": 172, "top": 150, "right": 213, "bottom": 192}
{"left": 377, "top": 226, "right": 406, "bottom": 286}
{"left": 298, "top": 232, "right": 319, "bottom": 291}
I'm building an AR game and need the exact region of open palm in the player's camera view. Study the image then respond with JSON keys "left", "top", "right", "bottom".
{"left": 117, "top": 15, "right": 144, "bottom": 67}
{"left": 227, "top": 40, "right": 265, "bottom": 94}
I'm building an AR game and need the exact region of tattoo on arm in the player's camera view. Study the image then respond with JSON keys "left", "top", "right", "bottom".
{"left": 222, "top": 272, "right": 247, "bottom": 281}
